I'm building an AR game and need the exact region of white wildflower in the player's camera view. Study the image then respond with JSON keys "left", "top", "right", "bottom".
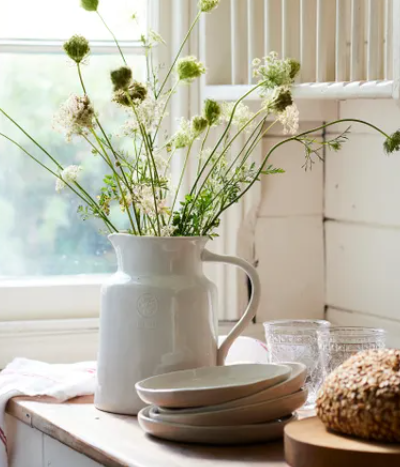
{"left": 253, "top": 52, "right": 300, "bottom": 92}
{"left": 53, "top": 94, "right": 95, "bottom": 142}
{"left": 160, "top": 225, "right": 176, "bottom": 237}
{"left": 55, "top": 165, "right": 82, "bottom": 192}
{"left": 121, "top": 94, "right": 167, "bottom": 136}
{"left": 149, "top": 29, "right": 165, "bottom": 45}
{"left": 173, "top": 118, "right": 193, "bottom": 149}
{"left": 222, "top": 102, "right": 255, "bottom": 130}
{"left": 153, "top": 153, "right": 169, "bottom": 172}
{"left": 278, "top": 104, "right": 299, "bottom": 135}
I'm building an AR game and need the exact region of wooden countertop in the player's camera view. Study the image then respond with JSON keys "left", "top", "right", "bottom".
{"left": 7, "top": 396, "right": 288, "bottom": 467}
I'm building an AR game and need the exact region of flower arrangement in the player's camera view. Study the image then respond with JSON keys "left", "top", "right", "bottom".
{"left": 1, "top": 0, "right": 399, "bottom": 238}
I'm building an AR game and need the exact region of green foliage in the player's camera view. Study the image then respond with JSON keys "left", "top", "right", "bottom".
{"left": 384, "top": 130, "right": 400, "bottom": 154}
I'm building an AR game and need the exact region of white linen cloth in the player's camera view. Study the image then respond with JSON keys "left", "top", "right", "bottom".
{"left": 0, "top": 337, "right": 268, "bottom": 466}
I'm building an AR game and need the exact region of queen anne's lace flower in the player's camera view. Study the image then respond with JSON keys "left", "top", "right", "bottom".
{"left": 160, "top": 225, "right": 176, "bottom": 237}
{"left": 278, "top": 104, "right": 299, "bottom": 135}
{"left": 222, "top": 102, "right": 255, "bottom": 130}
{"left": 54, "top": 94, "right": 95, "bottom": 141}
{"left": 122, "top": 94, "right": 167, "bottom": 135}
{"left": 56, "top": 165, "right": 82, "bottom": 192}
{"left": 264, "top": 86, "right": 293, "bottom": 113}
{"left": 253, "top": 52, "right": 300, "bottom": 92}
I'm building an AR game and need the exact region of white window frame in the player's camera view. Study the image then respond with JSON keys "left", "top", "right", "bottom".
{"left": 0, "top": 2, "right": 156, "bottom": 323}
{"left": 0, "top": 1, "right": 265, "bottom": 367}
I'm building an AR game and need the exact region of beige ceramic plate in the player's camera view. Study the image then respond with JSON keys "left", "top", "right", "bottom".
{"left": 138, "top": 406, "right": 297, "bottom": 445}
{"left": 158, "top": 362, "right": 307, "bottom": 414}
{"left": 149, "top": 388, "right": 307, "bottom": 426}
{"left": 135, "top": 363, "right": 291, "bottom": 408}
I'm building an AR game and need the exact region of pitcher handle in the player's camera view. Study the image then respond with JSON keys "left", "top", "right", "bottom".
{"left": 202, "top": 249, "right": 261, "bottom": 366}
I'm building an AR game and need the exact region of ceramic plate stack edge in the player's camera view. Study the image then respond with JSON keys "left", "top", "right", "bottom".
{"left": 136, "top": 363, "right": 307, "bottom": 445}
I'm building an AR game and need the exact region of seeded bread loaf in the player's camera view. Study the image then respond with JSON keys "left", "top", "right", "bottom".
{"left": 317, "top": 349, "right": 400, "bottom": 442}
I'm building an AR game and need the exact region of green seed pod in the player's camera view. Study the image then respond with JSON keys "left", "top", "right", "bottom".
{"left": 192, "top": 116, "right": 208, "bottom": 136}
{"left": 203, "top": 99, "right": 221, "bottom": 125}
{"left": 81, "top": 0, "right": 99, "bottom": 12}
{"left": 63, "top": 35, "right": 90, "bottom": 64}
{"left": 110, "top": 67, "right": 133, "bottom": 91}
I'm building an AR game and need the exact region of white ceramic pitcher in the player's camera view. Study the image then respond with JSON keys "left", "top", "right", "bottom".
{"left": 94, "top": 234, "right": 261, "bottom": 415}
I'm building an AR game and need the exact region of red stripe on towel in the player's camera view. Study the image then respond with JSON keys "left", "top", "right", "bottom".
{"left": 0, "top": 426, "right": 7, "bottom": 452}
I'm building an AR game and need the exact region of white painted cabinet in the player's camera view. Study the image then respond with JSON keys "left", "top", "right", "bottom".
{"left": 6, "top": 416, "right": 103, "bottom": 467}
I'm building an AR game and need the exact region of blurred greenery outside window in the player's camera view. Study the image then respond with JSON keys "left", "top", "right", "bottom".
{"left": 0, "top": 0, "right": 148, "bottom": 277}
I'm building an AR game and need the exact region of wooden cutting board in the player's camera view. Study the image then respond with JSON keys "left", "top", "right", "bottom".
{"left": 284, "top": 416, "right": 400, "bottom": 467}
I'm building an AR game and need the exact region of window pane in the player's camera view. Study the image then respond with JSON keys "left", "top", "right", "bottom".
{"left": 0, "top": 0, "right": 147, "bottom": 41}
{"left": 0, "top": 54, "right": 146, "bottom": 276}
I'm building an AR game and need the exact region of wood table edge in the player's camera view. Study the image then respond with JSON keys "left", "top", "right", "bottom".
{"left": 6, "top": 397, "right": 130, "bottom": 467}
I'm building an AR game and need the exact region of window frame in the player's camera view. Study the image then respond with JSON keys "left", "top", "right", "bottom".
{"left": 0, "top": 2, "right": 156, "bottom": 321}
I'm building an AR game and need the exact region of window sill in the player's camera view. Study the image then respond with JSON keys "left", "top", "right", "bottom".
{"left": 0, "top": 319, "right": 265, "bottom": 368}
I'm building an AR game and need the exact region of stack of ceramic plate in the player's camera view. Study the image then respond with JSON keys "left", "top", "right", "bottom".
{"left": 136, "top": 362, "right": 307, "bottom": 445}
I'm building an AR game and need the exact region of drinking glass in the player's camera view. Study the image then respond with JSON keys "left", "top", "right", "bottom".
{"left": 264, "top": 320, "right": 330, "bottom": 409}
{"left": 318, "top": 326, "right": 386, "bottom": 375}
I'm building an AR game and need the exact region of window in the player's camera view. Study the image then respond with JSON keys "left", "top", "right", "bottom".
{"left": 0, "top": 0, "right": 150, "bottom": 320}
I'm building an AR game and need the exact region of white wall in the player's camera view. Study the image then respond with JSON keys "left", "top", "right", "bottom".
{"left": 255, "top": 117, "right": 326, "bottom": 324}
{"left": 325, "top": 99, "right": 400, "bottom": 347}
{"left": 256, "top": 98, "right": 400, "bottom": 348}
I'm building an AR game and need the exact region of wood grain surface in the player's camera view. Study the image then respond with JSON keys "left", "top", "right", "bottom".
{"left": 284, "top": 416, "right": 400, "bottom": 467}
{"left": 7, "top": 396, "right": 288, "bottom": 467}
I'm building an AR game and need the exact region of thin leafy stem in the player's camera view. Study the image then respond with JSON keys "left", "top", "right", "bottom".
{"left": 188, "top": 82, "right": 264, "bottom": 199}
{"left": 152, "top": 80, "right": 179, "bottom": 144}
{"left": 181, "top": 100, "right": 264, "bottom": 230}
{"left": 169, "top": 142, "right": 193, "bottom": 225}
{"left": 96, "top": 11, "right": 127, "bottom": 65}
{"left": 0, "top": 132, "right": 116, "bottom": 233}
{"left": 202, "top": 118, "right": 394, "bottom": 234}
{"left": 197, "top": 125, "right": 211, "bottom": 174}
{"left": 0, "top": 107, "right": 63, "bottom": 170}
{"left": 157, "top": 11, "right": 201, "bottom": 97}
{"left": 76, "top": 63, "right": 138, "bottom": 233}
{"left": 129, "top": 100, "right": 161, "bottom": 235}
{"left": 90, "top": 129, "right": 138, "bottom": 235}
{"left": 194, "top": 118, "right": 272, "bottom": 229}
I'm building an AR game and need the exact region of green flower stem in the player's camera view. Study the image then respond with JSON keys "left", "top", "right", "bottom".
{"left": 96, "top": 11, "right": 127, "bottom": 65}
{"left": 182, "top": 101, "right": 264, "bottom": 231}
{"left": 197, "top": 125, "right": 211, "bottom": 174}
{"left": 76, "top": 63, "right": 140, "bottom": 234}
{"left": 202, "top": 118, "right": 393, "bottom": 234}
{"left": 0, "top": 108, "right": 63, "bottom": 170}
{"left": 193, "top": 118, "right": 271, "bottom": 233}
{"left": 0, "top": 132, "right": 117, "bottom": 234}
{"left": 188, "top": 82, "right": 263, "bottom": 199}
{"left": 169, "top": 142, "right": 193, "bottom": 224}
{"left": 90, "top": 129, "right": 138, "bottom": 235}
{"left": 195, "top": 108, "right": 264, "bottom": 193}
{"left": 157, "top": 11, "right": 202, "bottom": 98}
{"left": 0, "top": 108, "right": 116, "bottom": 233}
{"left": 83, "top": 133, "right": 142, "bottom": 234}
{"left": 127, "top": 97, "right": 161, "bottom": 235}
{"left": 152, "top": 80, "right": 179, "bottom": 144}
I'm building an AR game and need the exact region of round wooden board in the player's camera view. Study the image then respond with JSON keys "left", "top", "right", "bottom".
{"left": 284, "top": 416, "right": 400, "bottom": 467}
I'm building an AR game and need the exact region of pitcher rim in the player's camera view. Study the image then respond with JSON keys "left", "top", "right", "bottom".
{"left": 108, "top": 233, "right": 209, "bottom": 241}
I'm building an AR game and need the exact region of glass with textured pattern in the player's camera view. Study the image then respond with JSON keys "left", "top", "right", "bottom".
{"left": 318, "top": 326, "right": 386, "bottom": 376}
{"left": 264, "top": 320, "right": 330, "bottom": 409}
